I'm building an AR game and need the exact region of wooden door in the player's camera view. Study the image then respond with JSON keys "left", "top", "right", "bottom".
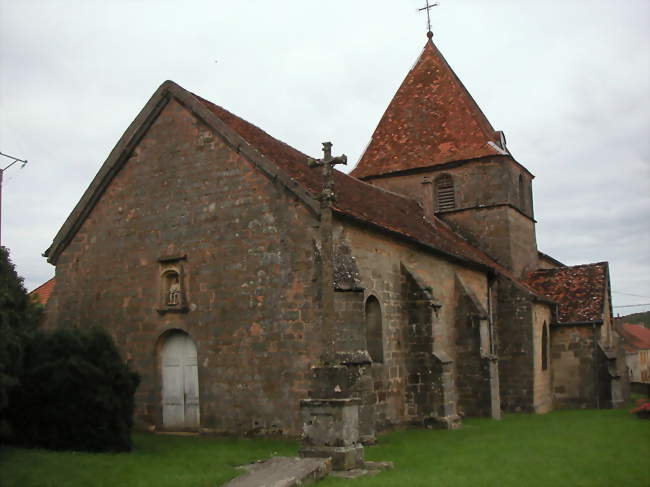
{"left": 162, "top": 333, "right": 200, "bottom": 429}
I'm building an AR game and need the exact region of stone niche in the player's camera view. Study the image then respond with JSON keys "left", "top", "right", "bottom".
{"left": 157, "top": 255, "right": 188, "bottom": 314}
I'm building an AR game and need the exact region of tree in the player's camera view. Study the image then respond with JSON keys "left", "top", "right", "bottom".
{"left": 0, "top": 246, "right": 42, "bottom": 437}
{"left": 9, "top": 327, "right": 140, "bottom": 452}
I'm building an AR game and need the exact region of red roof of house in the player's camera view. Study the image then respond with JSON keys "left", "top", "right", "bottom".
{"left": 526, "top": 262, "right": 609, "bottom": 324}
{"left": 29, "top": 277, "right": 55, "bottom": 305}
{"left": 195, "top": 92, "right": 536, "bottom": 288}
{"left": 620, "top": 323, "right": 650, "bottom": 351}
{"left": 351, "top": 38, "right": 503, "bottom": 180}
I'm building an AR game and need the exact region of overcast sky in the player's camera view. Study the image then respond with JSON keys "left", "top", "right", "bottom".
{"left": 1, "top": 0, "right": 648, "bottom": 314}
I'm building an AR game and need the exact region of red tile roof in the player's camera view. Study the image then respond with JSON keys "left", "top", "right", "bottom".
{"left": 526, "top": 263, "right": 609, "bottom": 324}
{"left": 29, "top": 277, "right": 55, "bottom": 305}
{"left": 351, "top": 38, "right": 503, "bottom": 180}
{"left": 620, "top": 323, "right": 650, "bottom": 351}
{"left": 194, "top": 92, "right": 534, "bottom": 286}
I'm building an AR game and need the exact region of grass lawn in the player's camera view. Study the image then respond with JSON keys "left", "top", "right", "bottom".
{"left": 0, "top": 434, "right": 298, "bottom": 487}
{"left": 1, "top": 408, "right": 648, "bottom": 487}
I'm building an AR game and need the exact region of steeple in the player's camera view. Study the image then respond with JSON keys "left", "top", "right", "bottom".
{"left": 351, "top": 37, "right": 506, "bottom": 180}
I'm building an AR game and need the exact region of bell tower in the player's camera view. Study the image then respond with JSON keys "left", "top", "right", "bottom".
{"left": 350, "top": 36, "right": 539, "bottom": 277}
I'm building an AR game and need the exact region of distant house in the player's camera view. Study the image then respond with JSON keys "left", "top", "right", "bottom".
{"left": 29, "top": 277, "right": 56, "bottom": 306}
{"left": 619, "top": 323, "right": 650, "bottom": 383}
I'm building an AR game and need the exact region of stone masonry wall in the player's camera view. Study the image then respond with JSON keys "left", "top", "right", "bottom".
{"left": 366, "top": 157, "right": 532, "bottom": 218}
{"left": 45, "top": 98, "right": 322, "bottom": 436}
{"left": 401, "top": 267, "right": 437, "bottom": 422}
{"left": 532, "top": 303, "right": 552, "bottom": 413}
{"left": 454, "top": 285, "right": 492, "bottom": 418}
{"left": 365, "top": 157, "right": 538, "bottom": 278}
{"left": 335, "top": 219, "right": 490, "bottom": 429}
{"left": 551, "top": 326, "right": 598, "bottom": 409}
{"left": 496, "top": 276, "right": 535, "bottom": 412}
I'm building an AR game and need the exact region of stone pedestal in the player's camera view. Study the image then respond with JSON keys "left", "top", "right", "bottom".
{"left": 299, "top": 398, "right": 365, "bottom": 471}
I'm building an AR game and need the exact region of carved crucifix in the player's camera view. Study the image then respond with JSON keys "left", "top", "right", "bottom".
{"left": 309, "top": 141, "right": 347, "bottom": 205}
{"left": 309, "top": 142, "right": 347, "bottom": 362}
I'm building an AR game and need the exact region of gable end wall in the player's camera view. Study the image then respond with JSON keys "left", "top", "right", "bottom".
{"left": 44, "top": 99, "right": 322, "bottom": 436}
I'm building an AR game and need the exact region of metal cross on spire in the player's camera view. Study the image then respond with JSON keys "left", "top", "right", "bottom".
{"left": 418, "top": 0, "right": 439, "bottom": 38}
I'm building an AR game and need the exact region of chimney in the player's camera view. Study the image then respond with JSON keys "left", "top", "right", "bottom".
{"left": 421, "top": 177, "right": 434, "bottom": 221}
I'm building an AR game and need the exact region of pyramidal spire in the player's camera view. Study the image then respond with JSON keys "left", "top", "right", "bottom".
{"left": 352, "top": 37, "right": 506, "bottom": 179}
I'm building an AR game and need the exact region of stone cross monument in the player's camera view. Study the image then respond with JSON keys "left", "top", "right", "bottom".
{"left": 300, "top": 142, "right": 365, "bottom": 470}
{"left": 308, "top": 142, "right": 347, "bottom": 363}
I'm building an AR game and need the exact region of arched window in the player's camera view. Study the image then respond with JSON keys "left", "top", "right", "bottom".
{"left": 435, "top": 174, "right": 455, "bottom": 211}
{"left": 541, "top": 321, "right": 549, "bottom": 371}
{"left": 365, "top": 296, "right": 384, "bottom": 363}
{"left": 518, "top": 174, "right": 525, "bottom": 210}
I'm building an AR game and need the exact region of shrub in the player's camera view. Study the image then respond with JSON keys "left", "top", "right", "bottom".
{"left": 8, "top": 327, "right": 140, "bottom": 452}
{"left": 0, "top": 246, "right": 42, "bottom": 439}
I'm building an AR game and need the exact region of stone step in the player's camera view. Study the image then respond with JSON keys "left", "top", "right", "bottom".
{"left": 223, "top": 456, "right": 331, "bottom": 487}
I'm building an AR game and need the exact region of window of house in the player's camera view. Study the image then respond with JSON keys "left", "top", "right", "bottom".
{"left": 435, "top": 175, "right": 455, "bottom": 211}
{"left": 518, "top": 174, "right": 525, "bottom": 210}
{"left": 542, "top": 321, "right": 549, "bottom": 371}
{"left": 365, "top": 296, "right": 384, "bottom": 363}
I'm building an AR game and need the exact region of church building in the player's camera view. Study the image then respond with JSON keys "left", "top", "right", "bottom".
{"left": 42, "top": 32, "right": 626, "bottom": 439}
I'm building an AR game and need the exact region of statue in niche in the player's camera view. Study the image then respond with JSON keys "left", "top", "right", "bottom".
{"left": 167, "top": 274, "right": 181, "bottom": 306}
{"left": 157, "top": 257, "right": 188, "bottom": 313}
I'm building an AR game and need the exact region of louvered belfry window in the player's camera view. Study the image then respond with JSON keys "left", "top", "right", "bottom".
{"left": 435, "top": 175, "right": 455, "bottom": 211}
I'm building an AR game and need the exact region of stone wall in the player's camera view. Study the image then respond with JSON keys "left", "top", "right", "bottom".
{"left": 364, "top": 157, "right": 538, "bottom": 277}
{"left": 336, "top": 219, "right": 491, "bottom": 429}
{"left": 551, "top": 325, "right": 598, "bottom": 409}
{"left": 366, "top": 157, "right": 532, "bottom": 217}
{"left": 532, "top": 303, "right": 552, "bottom": 413}
{"left": 45, "top": 98, "right": 322, "bottom": 436}
{"left": 495, "top": 276, "right": 535, "bottom": 412}
{"left": 454, "top": 278, "right": 492, "bottom": 418}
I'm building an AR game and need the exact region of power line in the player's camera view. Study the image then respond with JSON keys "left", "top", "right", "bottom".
{"left": 0, "top": 151, "right": 28, "bottom": 246}
{"left": 612, "top": 303, "right": 650, "bottom": 308}
{"left": 612, "top": 290, "right": 650, "bottom": 299}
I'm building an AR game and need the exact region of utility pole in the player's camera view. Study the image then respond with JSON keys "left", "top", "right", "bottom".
{"left": 0, "top": 151, "right": 28, "bottom": 246}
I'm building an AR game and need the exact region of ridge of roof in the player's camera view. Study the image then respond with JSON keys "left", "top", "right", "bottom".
{"left": 193, "top": 90, "right": 512, "bottom": 275}
{"left": 351, "top": 39, "right": 504, "bottom": 179}
{"left": 537, "top": 251, "right": 566, "bottom": 268}
{"left": 533, "top": 261, "right": 608, "bottom": 273}
{"left": 197, "top": 92, "right": 548, "bottom": 284}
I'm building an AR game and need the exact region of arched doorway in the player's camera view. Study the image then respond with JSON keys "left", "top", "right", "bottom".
{"left": 160, "top": 331, "right": 200, "bottom": 430}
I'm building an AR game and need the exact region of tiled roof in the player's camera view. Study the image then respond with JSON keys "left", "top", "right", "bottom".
{"left": 194, "top": 92, "right": 532, "bottom": 284}
{"left": 351, "top": 38, "right": 503, "bottom": 180}
{"left": 29, "top": 277, "right": 55, "bottom": 305}
{"left": 620, "top": 323, "right": 650, "bottom": 351}
{"left": 527, "top": 263, "right": 609, "bottom": 324}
